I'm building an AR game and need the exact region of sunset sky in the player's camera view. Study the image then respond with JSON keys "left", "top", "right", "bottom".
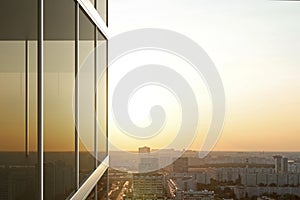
{"left": 0, "top": 0, "right": 300, "bottom": 153}
{"left": 108, "top": 0, "right": 300, "bottom": 152}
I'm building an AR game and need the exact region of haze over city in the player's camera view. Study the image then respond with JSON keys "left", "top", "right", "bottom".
{"left": 1, "top": 0, "right": 300, "bottom": 199}
{"left": 109, "top": 0, "right": 300, "bottom": 152}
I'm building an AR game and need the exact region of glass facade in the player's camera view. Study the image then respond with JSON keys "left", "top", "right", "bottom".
{"left": 79, "top": 7, "right": 96, "bottom": 184}
{"left": 97, "top": 31, "right": 107, "bottom": 164}
{"left": 89, "top": 0, "right": 107, "bottom": 24}
{"left": 0, "top": 0, "right": 108, "bottom": 199}
{"left": 44, "top": 0, "right": 76, "bottom": 199}
{"left": 96, "top": 0, "right": 107, "bottom": 25}
{"left": 0, "top": 1, "right": 38, "bottom": 199}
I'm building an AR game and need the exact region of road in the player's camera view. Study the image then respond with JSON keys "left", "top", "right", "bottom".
{"left": 116, "top": 181, "right": 129, "bottom": 200}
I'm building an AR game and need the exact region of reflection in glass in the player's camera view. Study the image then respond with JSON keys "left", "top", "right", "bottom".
{"left": 96, "top": 0, "right": 107, "bottom": 25}
{"left": 0, "top": 41, "right": 38, "bottom": 200}
{"left": 0, "top": 0, "right": 108, "bottom": 199}
{"left": 97, "top": 32, "right": 107, "bottom": 163}
{"left": 0, "top": 0, "right": 38, "bottom": 199}
{"left": 44, "top": 0, "right": 76, "bottom": 199}
{"left": 79, "top": 8, "right": 96, "bottom": 184}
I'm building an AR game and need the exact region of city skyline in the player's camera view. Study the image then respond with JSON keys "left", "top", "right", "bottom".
{"left": 1, "top": 1, "right": 300, "bottom": 199}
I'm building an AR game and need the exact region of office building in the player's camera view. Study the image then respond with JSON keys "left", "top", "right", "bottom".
{"left": 273, "top": 155, "right": 288, "bottom": 174}
{"left": 0, "top": 0, "right": 108, "bottom": 199}
{"left": 173, "top": 157, "right": 189, "bottom": 173}
{"left": 274, "top": 155, "right": 283, "bottom": 173}
{"left": 132, "top": 173, "right": 165, "bottom": 200}
{"left": 138, "top": 146, "right": 160, "bottom": 173}
{"left": 139, "top": 146, "right": 151, "bottom": 154}
{"left": 179, "top": 190, "right": 214, "bottom": 200}
{"left": 282, "top": 157, "right": 288, "bottom": 173}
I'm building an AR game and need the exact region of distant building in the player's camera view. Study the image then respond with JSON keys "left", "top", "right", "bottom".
{"left": 288, "top": 160, "right": 300, "bottom": 173}
{"left": 282, "top": 157, "right": 288, "bottom": 173}
{"left": 138, "top": 146, "right": 159, "bottom": 173}
{"left": 138, "top": 157, "right": 159, "bottom": 173}
{"left": 273, "top": 155, "right": 288, "bottom": 173}
{"left": 273, "top": 155, "right": 283, "bottom": 173}
{"left": 132, "top": 173, "right": 165, "bottom": 199}
{"left": 180, "top": 190, "right": 214, "bottom": 200}
{"left": 167, "top": 178, "right": 214, "bottom": 200}
{"left": 139, "top": 146, "right": 151, "bottom": 154}
{"left": 173, "top": 157, "right": 189, "bottom": 173}
{"left": 169, "top": 173, "right": 196, "bottom": 191}
{"left": 234, "top": 186, "right": 300, "bottom": 199}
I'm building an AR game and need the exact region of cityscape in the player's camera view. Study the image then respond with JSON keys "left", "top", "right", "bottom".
{"left": 108, "top": 147, "right": 300, "bottom": 200}
{"left": 1, "top": 148, "right": 300, "bottom": 199}
{"left": 1, "top": 0, "right": 300, "bottom": 199}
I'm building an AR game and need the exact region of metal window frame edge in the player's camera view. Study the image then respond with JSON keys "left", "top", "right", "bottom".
{"left": 38, "top": 0, "right": 44, "bottom": 199}
{"left": 77, "top": 0, "right": 109, "bottom": 39}
{"left": 69, "top": 155, "right": 109, "bottom": 200}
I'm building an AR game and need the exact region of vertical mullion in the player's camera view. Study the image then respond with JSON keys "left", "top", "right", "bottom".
{"left": 38, "top": 0, "right": 44, "bottom": 199}
{"left": 94, "top": 26, "right": 98, "bottom": 200}
{"left": 105, "top": 40, "right": 108, "bottom": 159}
{"left": 75, "top": 1, "right": 80, "bottom": 190}
{"left": 106, "top": 0, "right": 108, "bottom": 26}
{"left": 25, "top": 39, "right": 29, "bottom": 157}
{"left": 94, "top": 2, "right": 98, "bottom": 198}
{"left": 94, "top": 0, "right": 98, "bottom": 167}
{"left": 105, "top": 39, "right": 109, "bottom": 200}
{"left": 106, "top": 0, "right": 109, "bottom": 196}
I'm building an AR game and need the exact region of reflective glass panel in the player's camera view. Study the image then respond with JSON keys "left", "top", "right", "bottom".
{"left": 0, "top": 0, "right": 38, "bottom": 199}
{"left": 97, "top": 31, "right": 107, "bottom": 163}
{"left": 79, "top": 8, "right": 96, "bottom": 184}
{"left": 44, "top": 0, "right": 76, "bottom": 199}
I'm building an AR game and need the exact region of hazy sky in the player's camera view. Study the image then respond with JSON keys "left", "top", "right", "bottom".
{"left": 1, "top": 0, "right": 299, "bottom": 153}
{"left": 108, "top": 0, "right": 300, "bottom": 152}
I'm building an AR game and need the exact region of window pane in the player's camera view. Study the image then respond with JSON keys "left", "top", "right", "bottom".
{"left": 44, "top": 0, "right": 76, "bottom": 199}
{"left": 79, "top": 8, "right": 96, "bottom": 184}
{"left": 0, "top": 41, "right": 38, "bottom": 200}
{"left": 88, "top": 0, "right": 107, "bottom": 24}
{"left": 96, "top": 0, "right": 107, "bottom": 25}
{"left": 0, "top": 0, "right": 38, "bottom": 199}
{"left": 97, "top": 31, "right": 107, "bottom": 163}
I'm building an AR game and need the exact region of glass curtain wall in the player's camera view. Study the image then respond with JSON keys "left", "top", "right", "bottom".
{"left": 44, "top": 0, "right": 76, "bottom": 199}
{"left": 97, "top": 32, "right": 107, "bottom": 163}
{"left": 79, "top": 7, "right": 96, "bottom": 184}
{"left": 0, "top": 0, "right": 108, "bottom": 199}
{"left": 89, "top": 0, "right": 107, "bottom": 24}
{"left": 0, "top": 0, "right": 38, "bottom": 199}
{"left": 96, "top": 0, "right": 107, "bottom": 25}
